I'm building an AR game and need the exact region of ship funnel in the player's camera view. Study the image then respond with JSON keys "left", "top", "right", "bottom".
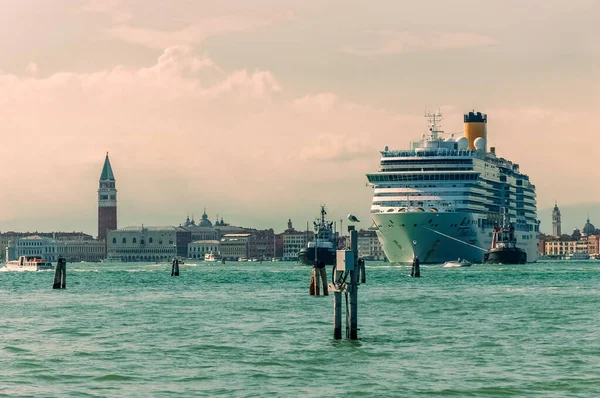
{"left": 464, "top": 111, "right": 487, "bottom": 151}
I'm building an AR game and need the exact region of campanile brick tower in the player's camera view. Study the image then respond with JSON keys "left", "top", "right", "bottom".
{"left": 98, "top": 153, "right": 117, "bottom": 241}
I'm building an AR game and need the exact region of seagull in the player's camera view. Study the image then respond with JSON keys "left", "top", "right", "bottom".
{"left": 347, "top": 214, "right": 360, "bottom": 223}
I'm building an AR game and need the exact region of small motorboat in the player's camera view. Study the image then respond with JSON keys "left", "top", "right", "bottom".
{"left": 443, "top": 258, "right": 472, "bottom": 268}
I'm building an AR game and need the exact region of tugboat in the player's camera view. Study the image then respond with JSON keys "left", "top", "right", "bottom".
{"left": 298, "top": 205, "right": 337, "bottom": 265}
{"left": 483, "top": 213, "right": 527, "bottom": 264}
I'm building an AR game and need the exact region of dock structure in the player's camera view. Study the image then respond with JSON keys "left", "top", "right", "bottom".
{"left": 330, "top": 227, "right": 364, "bottom": 340}
{"left": 53, "top": 257, "right": 66, "bottom": 289}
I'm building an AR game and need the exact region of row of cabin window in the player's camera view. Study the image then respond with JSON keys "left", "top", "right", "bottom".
{"left": 369, "top": 174, "right": 478, "bottom": 182}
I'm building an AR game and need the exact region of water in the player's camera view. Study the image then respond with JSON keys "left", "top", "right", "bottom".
{"left": 1, "top": 261, "right": 600, "bottom": 397}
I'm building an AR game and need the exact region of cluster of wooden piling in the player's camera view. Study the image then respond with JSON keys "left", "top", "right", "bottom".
{"left": 309, "top": 262, "right": 328, "bottom": 296}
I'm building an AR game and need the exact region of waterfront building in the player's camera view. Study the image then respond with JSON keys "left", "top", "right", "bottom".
{"left": 544, "top": 217, "right": 600, "bottom": 258}
{"left": 182, "top": 211, "right": 220, "bottom": 241}
{"left": 582, "top": 218, "right": 596, "bottom": 236}
{"left": 280, "top": 219, "right": 314, "bottom": 261}
{"left": 544, "top": 239, "right": 589, "bottom": 257}
{"left": 220, "top": 234, "right": 250, "bottom": 260}
{"left": 188, "top": 240, "right": 220, "bottom": 259}
{"left": 2, "top": 231, "right": 95, "bottom": 260}
{"left": 357, "top": 229, "right": 386, "bottom": 261}
{"left": 282, "top": 232, "right": 308, "bottom": 261}
{"left": 247, "top": 229, "right": 275, "bottom": 260}
{"left": 588, "top": 235, "right": 599, "bottom": 256}
{"left": 552, "top": 203, "right": 561, "bottom": 237}
{"left": 98, "top": 153, "right": 117, "bottom": 241}
{"left": 106, "top": 226, "right": 191, "bottom": 262}
{"left": 8, "top": 235, "right": 104, "bottom": 262}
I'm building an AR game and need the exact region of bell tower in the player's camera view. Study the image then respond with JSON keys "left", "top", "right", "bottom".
{"left": 98, "top": 153, "right": 117, "bottom": 241}
{"left": 552, "top": 202, "right": 561, "bottom": 237}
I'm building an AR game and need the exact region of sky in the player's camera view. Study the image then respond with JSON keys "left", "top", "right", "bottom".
{"left": 0, "top": 0, "right": 598, "bottom": 236}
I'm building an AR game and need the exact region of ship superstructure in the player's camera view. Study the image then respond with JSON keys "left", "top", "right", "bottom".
{"left": 366, "top": 111, "right": 540, "bottom": 263}
{"left": 298, "top": 206, "right": 337, "bottom": 265}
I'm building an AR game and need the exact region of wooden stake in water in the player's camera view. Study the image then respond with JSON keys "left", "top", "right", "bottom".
{"left": 309, "top": 262, "right": 328, "bottom": 296}
{"left": 349, "top": 229, "right": 358, "bottom": 340}
{"left": 171, "top": 258, "right": 180, "bottom": 276}
{"left": 334, "top": 288, "right": 342, "bottom": 339}
{"left": 410, "top": 257, "right": 420, "bottom": 278}
{"left": 53, "top": 257, "right": 66, "bottom": 289}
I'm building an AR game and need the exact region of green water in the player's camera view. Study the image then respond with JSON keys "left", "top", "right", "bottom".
{"left": 1, "top": 261, "right": 599, "bottom": 397}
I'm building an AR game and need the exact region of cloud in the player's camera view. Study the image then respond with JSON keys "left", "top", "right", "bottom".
{"left": 341, "top": 30, "right": 497, "bottom": 56}
{"left": 299, "top": 135, "right": 372, "bottom": 162}
{"left": 76, "top": 0, "right": 132, "bottom": 23}
{"left": 0, "top": 47, "right": 398, "bottom": 231}
{"left": 108, "top": 10, "right": 296, "bottom": 49}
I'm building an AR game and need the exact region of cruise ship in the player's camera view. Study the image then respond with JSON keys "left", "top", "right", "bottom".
{"left": 367, "top": 111, "right": 540, "bottom": 264}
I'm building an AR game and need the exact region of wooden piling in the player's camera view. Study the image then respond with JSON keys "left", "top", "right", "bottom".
{"left": 309, "top": 268, "right": 318, "bottom": 295}
{"left": 53, "top": 257, "right": 66, "bottom": 289}
{"left": 171, "top": 258, "right": 180, "bottom": 276}
{"left": 411, "top": 257, "right": 421, "bottom": 278}
{"left": 349, "top": 230, "right": 359, "bottom": 340}
{"left": 359, "top": 258, "right": 366, "bottom": 284}
{"left": 334, "top": 289, "right": 342, "bottom": 339}
{"left": 309, "top": 262, "right": 328, "bottom": 296}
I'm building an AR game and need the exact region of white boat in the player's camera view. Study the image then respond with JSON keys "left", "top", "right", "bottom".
{"left": 443, "top": 258, "right": 472, "bottom": 267}
{"left": 204, "top": 252, "right": 222, "bottom": 262}
{"left": 101, "top": 256, "right": 122, "bottom": 263}
{"left": 238, "top": 257, "right": 248, "bottom": 262}
{"left": 4, "top": 256, "right": 53, "bottom": 271}
{"left": 366, "top": 111, "right": 540, "bottom": 264}
{"left": 565, "top": 252, "right": 590, "bottom": 260}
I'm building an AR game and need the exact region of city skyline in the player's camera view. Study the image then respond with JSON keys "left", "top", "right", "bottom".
{"left": 0, "top": 0, "right": 598, "bottom": 234}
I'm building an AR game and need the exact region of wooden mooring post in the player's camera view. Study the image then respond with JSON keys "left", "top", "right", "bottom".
{"left": 171, "top": 258, "right": 180, "bottom": 276}
{"left": 309, "top": 262, "right": 328, "bottom": 296}
{"left": 53, "top": 256, "right": 66, "bottom": 289}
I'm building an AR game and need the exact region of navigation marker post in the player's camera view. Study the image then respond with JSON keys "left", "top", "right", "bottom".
{"left": 329, "top": 226, "right": 363, "bottom": 340}
{"left": 53, "top": 256, "right": 66, "bottom": 289}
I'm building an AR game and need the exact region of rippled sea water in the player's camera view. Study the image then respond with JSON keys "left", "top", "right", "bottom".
{"left": 1, "top": 260, "right": 599, "bottom": 397}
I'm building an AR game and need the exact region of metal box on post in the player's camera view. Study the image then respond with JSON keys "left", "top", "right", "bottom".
{"left": 336, "top": 250, "right": 354, "bottom": 271}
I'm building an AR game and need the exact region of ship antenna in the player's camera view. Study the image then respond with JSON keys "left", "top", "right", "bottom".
{"left": 425, "top": 109, "right": 444, "bottom": 141}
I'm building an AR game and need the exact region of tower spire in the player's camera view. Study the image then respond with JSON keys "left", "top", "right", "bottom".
{"left": 98, "top": 153, "right": 118, "bottom": 242}
{"left": 100, "top": 153, "right": 115, "bottom": 181}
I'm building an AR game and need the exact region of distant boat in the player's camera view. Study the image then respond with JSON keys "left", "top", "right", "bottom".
{"left": 564, "top": 252, "right": 590, "bottom": 260}
{"left": 4, "top": 256, "right": 53, "bottom": 271}
{"left": 238, "top": 257, "right": 248, "bottom": 262}
{"left": 483, "top": 212, "right": 527, "bottom": 265}
{"left": 298, "top": 205, "right": 337, "bottom": 266}
{"left": 443, "top": 258, "right": 472, "bottom": 268}
{"left": 101, "top": 256, "right": 122, "bottom": 263}
{"left": 204, "top": 252, "right": 222, "bottom": 262}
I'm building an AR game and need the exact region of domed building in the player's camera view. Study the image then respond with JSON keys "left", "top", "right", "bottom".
{"left": 582, "top": 218, "right": 596, "bottom": 236}
{"left": 183, "top": 214, "right": 195, "bottom": 228}
{"left": 198, "top": 209, "right": 213, "bottom": 228}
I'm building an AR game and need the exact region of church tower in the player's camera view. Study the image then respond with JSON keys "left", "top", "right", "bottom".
{"left": 98, "top": 153, "right": 117, "bottom": 241}
{"left": 552, "top": 202, "right": 561, "bottom": 237}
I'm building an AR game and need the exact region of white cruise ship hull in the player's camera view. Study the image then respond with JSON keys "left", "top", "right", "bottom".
{"left": 373, "top": 212, "right": 540, "bottom": 264}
